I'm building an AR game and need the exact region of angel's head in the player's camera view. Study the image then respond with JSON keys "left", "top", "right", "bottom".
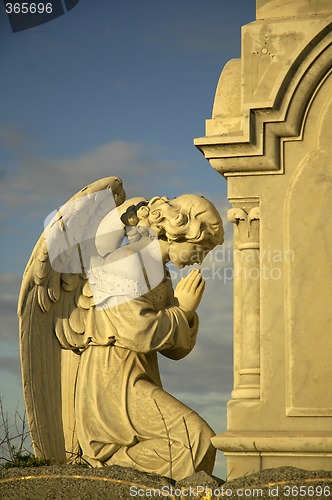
{"left": 136, "top": 194, "right": 224, "bottom": 268}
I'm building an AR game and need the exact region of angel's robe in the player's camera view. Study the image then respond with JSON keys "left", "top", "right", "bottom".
{"left": 74, "top": 266, "right": 216, "bottom": 480}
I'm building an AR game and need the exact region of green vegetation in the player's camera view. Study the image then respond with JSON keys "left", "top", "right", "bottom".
{"left": 2, "top": 451, "right": 52, "bottom": 469}
{"left": 0, "top": 396, "right": 52, "bottom": 470}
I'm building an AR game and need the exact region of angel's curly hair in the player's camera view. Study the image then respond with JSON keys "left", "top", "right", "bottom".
{"left": 136, "top": 194, "right": 224, "bottom": 250}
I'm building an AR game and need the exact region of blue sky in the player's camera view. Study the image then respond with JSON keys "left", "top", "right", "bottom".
{"left": 0, "top": 0, "right": 256, "bottom": 478}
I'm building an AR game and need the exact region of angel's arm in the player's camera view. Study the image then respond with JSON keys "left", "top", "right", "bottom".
{"left": 92, "top": 294, "right": 198, "bottom": 359}
{"left": 159, "top": 310, "right": 198, "bottom": 360}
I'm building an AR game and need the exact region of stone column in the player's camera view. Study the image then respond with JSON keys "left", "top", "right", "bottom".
{"left": 228, "top": 204, "right": 260, "bottom": 400}
{"left": 194, "top": 0, "right": 332, "bottom": 480}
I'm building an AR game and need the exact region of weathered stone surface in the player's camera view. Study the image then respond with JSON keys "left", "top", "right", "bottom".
{"left": 1, "top": 465, "right": 332, "bottom": 500}
{"left": 224, "top": 467, "right": 332, "bottom": 500}
{"left": 176, "top": 469, "right": 223, "bottom": 489}
{"left": 0, "top": 465, "right": 175, "bottom": 500}
{"left": 256, "top": 0, "right": 332, "bottom": 19}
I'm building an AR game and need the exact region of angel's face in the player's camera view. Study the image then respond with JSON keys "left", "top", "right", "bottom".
{"left": 167, "top": 241, "right": 209, "bottom": 269}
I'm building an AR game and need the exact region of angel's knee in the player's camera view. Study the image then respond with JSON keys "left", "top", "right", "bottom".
{"left": 181, "top": 412, "right": 216, "bottom": 475}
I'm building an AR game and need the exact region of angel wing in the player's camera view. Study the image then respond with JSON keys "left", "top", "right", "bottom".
{"left": 18, "top": 176, "right": 126, "bottom": 462}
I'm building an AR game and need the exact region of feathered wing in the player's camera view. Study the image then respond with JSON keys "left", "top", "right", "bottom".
{"left": 18, "top": 177, "right": 126, "bottom": 462}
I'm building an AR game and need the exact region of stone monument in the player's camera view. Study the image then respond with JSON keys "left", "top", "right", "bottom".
{"left": 195, "top": 0, "right": 332, "bottom": 481}
{"left": 18, "top": 177, "right": 224, "bottom": 481}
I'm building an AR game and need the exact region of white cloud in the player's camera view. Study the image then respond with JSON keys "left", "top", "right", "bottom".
{"left": 0, "top": 297, "right": 19, "bottom": 343}
{"left": 0, "top": 273, "right": 21, "bottom": 293}
{"left": 0, "top": 356, "right": 20, "bottom": 379}
{"left": 0, "top": 138, "right": 184, "bottom": 213}
{"left": 0, "top": 274, "right": 21, "bottom": 343}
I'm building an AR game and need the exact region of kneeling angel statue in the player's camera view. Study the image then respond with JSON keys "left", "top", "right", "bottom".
{"left": 18, "top": 176, "right": 224, "bottom": 481}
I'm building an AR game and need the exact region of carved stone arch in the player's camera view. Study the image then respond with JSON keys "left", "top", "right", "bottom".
{"left": 194, "top": 15, "right": 332, "bottom": 175}
{"left": 284, "top": 68, "right": 332, "bottom": 417}
{"left": 268, "top": 26, "right": 332, "bottom": 169}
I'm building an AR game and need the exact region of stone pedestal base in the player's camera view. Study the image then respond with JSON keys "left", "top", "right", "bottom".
{"left": 213, "top": 433, "right": 332, "bottom": 480}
